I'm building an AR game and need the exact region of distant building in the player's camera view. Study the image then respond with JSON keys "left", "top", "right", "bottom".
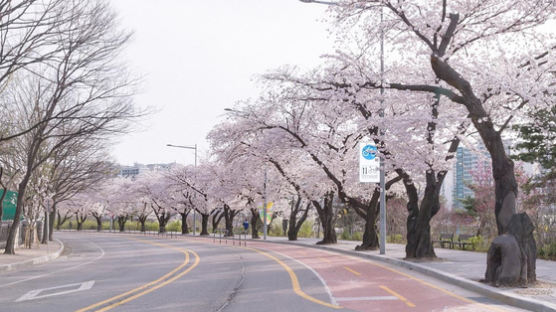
{"left": 452, "top": 147, "right": 482, "bottom": 209}
{"left": 451, "top": 143, "right": 510, "bottom": 209}
{"left": 118, "top": 163, "right": 175, "bottom": 177}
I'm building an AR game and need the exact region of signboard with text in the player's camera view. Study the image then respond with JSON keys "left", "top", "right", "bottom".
{"left": 359, "top": 143, "right": 380, "bottom": 183}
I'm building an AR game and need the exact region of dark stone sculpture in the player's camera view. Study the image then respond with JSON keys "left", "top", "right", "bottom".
{"left": 484, "top": 213, "right": 537, "bottom": 287}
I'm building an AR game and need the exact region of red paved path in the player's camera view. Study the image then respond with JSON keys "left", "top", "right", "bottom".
{"left": 248, "top": 241, "right": 507, "bottom": 312}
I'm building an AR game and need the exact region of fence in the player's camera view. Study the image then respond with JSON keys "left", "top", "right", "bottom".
{"left": 57, "top": 227, "right": 250, "bottom": 247}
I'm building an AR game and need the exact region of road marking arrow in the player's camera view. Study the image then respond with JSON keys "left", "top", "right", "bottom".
{"left": 16, "top": 280, "right": 95, "bottom": 302}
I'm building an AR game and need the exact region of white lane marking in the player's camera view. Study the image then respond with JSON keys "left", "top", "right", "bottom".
{"left": 16, "top": 280, "right": 95, "bottom": 302}
{"left": 0, "top": 240, "right": 105, "bottom": 288}
{"left": 336, "top": 296, "right": 398, "bottom": 302}
{"left": 262, "top": 248, "right": 338, "bottom": 306}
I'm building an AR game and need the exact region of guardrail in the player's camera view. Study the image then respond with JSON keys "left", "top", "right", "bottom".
{"left": 56, "top": 228, "right": 248, "bottom": 247}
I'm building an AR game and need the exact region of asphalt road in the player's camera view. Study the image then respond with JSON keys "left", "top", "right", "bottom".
{"left": 0, "top": 232, "right": 526, "bottom": 312}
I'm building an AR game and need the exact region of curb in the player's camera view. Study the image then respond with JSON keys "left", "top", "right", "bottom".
{"left": 0, "top": 239, "right": 65, "bottom": 273}
{"left": 259, "top": 239, "right": 556, "bottom": 312}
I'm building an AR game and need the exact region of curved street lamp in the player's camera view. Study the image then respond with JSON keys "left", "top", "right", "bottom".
{"left": 166, "top": 143, "right": 198, "bottom": 235}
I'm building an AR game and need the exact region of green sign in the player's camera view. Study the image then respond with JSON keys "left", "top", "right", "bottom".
{"left": 1, "top": 190, "right": 18, "bottom": 221}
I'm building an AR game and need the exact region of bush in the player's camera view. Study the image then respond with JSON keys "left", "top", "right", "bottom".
{"left": 387, "top": 233, "right": 404, "bottom": 244}
{"left": 538, "top": 241, "right": 556, "bottom": 260}
{"left": 269, "top": 222, "right": 283, "bottom": 236}
{"left": 340, "top": 230, "right": 362, "bottom": 241}
{"left": 466, "top": 235, "right": 482, "bottom": 251}
{"left": 166, "top": 220, "right": 181, "bottom": 232}
{"left": 297, "top": 220, "right": 314, "bottom": 238}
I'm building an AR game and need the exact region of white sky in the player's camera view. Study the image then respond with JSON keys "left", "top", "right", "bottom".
{"left": 109, "top": 0, "right": 334, "bottom": 166}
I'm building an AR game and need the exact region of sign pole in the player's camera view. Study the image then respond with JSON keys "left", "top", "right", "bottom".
{"left": 379, "top": 6, "right": 386, "bottom": 255}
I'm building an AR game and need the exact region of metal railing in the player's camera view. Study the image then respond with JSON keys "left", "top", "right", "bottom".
{"left": 55, "top": 228, "right": 249, "bottom": 247}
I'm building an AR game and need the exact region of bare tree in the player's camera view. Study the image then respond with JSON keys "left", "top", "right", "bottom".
{"left": 3, "top": 0, "right": 138, "bottom": 254}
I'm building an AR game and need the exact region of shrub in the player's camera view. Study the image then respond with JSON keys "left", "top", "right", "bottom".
{"left": 538, "top": 241, "right": 556, "bottom": 260}
{"left": 166, "top": 220, "right": 181, "bottom": 232}
{"left": 269, "top": 222, "right": 283, "bottom": 236}
{"left": 387, "top": 233, "right": 404, "bottom": 244}
{"left": 297, "top": 220, "right": 314, "bottom": 238}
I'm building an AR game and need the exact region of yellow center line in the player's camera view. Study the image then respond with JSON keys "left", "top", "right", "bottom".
{"left": 95, "top": 250, "right": 200, "bottom": 312}
{"left": 320, "top": 257, "right": 332, "bottom": 263}
{"left": 380, "top": 285, "right": 416, "bottom": 308}
{"left": 343, "top": 266, "right": 361, "bottom": 276}
{"left": 245, "top": 247, "right": 342, "bottom": 310}
{"left": 75, "top": 237, "right": 199, "bottom": 312}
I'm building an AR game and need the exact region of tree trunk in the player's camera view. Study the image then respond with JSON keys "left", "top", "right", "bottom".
{"left": 41, "top": 210, "right": 48, "bottom": 244}
{"left": 181, "top": 212, "right": 189, "bottom": 234}
{"left": 200, "top": 213, "right": 209, "bottom": 235}
{"left": 0, "top": 186, "right": 6, "bottom": 222}
{"left": 94, "top": 216, "right": 102, "bottom": 231}
{"left": 56, "top": 211, "right": 62, "bottom": 230}
{"left": 158, "top": 213, "right": 170, "bottom": 233}
{"left": 223, "top": 205, "right": 236, "bottom": 237}
{"left": 288, "top": 200, "right": 310, "bottom": 241}
{"left": 312, "top": 192, "right": 337, "bottom": 245}
{"left": 48, "top": 203, "right": 56, "bottom": 241}
{"left": 118, "top": 216, "right": 127, "bottom": 232}
{"left": 138, "top": 216, "right": 147, "bottom": 232}
{"left": 211, "top": 210, "right": 223, "bottom": 233}
{"left": 4, "top": 177, "right": 31, "bottom": 254}
{"left": 356, "top": 205, "right": 379, "bottom": 251}
{"left": 400, "top": 169, "right": 444, "bottom": 259}
{"left": 250, "top": 209, "right": 260, "bottom": 239}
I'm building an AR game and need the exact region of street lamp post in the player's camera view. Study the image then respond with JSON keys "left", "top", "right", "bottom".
{"left": 299, "top": 0, "right": 387, "bottom": 254}
{"left": 166, "top": 143, "right": 198, "bottom": 235}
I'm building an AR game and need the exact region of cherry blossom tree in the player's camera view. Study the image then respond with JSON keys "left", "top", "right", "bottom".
{"left": 135, "top": 171, "right": 176, "bottom": 233}
{"left": 287, "top": 0, "right": 553, "bottom": 283}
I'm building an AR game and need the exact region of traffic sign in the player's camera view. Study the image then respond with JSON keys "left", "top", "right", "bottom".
{"left": 359, "top": 143, "right": 380, "bottom": 183}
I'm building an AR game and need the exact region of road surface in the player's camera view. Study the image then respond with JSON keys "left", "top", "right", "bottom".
{"left": 0, "top": 232, "right": 524, "bottom": 312}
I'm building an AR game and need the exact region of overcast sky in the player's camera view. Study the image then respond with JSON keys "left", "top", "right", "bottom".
{"left": 109, "top": 0, "right": 334, "bottom": 166}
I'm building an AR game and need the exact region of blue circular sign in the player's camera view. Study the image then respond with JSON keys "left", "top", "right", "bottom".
{"left": 362, "top": 145, "right": 377, "bottom": 160}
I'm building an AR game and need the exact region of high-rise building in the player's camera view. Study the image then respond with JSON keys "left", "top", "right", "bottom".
{"left": 452, "top": 147, "right": 480, "bottom": 209}
{"left": 451, "top": 143, "right": 510, "bottom": 209}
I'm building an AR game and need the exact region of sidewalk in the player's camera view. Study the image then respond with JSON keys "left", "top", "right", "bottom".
{"left": 254, "top": 235, "right": 556, "bottom": 312}
{"left": 0, "top": 239, "right": 64, "bottom": 273}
